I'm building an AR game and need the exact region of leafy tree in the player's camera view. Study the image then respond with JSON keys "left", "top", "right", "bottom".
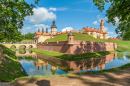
{"left": 123, "top": 31, "right": 130, "bottom": 41}
{"left": 0, "top": 31, "right": 5, "bottom": 41}
{"left": 22, "top": 33, "right": 34, "bottom": 40}
{"left": 0, "top": 0, "right": 39, "bottom": 41}
{"left": 93, "top": 0, "right": 130, "bottom": 40}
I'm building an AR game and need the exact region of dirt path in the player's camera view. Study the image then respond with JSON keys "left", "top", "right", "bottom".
{"left": 4, "top": 67, "right": 129, "bottom": 86}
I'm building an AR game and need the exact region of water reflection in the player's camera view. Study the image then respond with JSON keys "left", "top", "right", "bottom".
{"left": 16, "top": 50, "right": 130, "bottom": 76}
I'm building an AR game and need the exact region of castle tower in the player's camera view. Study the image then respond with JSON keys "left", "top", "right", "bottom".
{"left": 51, "top": 20, "right": 57, "bottom": 35}
{"left": 100, "top": 19, "right": 105, "bottom": 32}
{"left": 68, "top": 31, "right": 74, "bottom": 44}
{"left": 68, "top": 31, "right": 74, "bottom": 55}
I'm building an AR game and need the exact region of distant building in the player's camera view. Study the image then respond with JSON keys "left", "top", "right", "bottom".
{"left": 33, "top": 19, "right": 108, "bottom": 43}
{"left": 33, "top": 20, "right": 57, "bottom": 43}
{"left": 81, "top": 19, "right": 108, "bottom": 39}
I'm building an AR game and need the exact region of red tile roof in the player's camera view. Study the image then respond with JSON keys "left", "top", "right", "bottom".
{"left": 35, "top": 32, "right": 53, "bottom": 36}
{"left": 108, "top": 38, "right": 122, "bottom": 41}
{"left": 83, "top": 27, "right": 107, "bottom": 34}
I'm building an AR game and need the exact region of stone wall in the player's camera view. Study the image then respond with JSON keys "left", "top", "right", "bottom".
{"left": 37, "top": 40, "right": 117, "bottom": 55}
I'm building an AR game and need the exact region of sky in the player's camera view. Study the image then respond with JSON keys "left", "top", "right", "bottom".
{"left": 20, "top": 0, "right": 120, "bottom": 38}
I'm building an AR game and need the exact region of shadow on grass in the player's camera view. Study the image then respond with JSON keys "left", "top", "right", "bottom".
{"left": 54, "top": 51, "right": 117, "bottom": 61}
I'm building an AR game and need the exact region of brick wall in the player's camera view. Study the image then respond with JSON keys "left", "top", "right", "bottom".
{"left": 37, "top": 40, "right": 117, "bottom": 55}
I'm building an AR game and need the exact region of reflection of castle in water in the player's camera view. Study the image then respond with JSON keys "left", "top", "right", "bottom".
{"left": 33, "top": 59, "right": 57, "bottom": 74}
{"left": 36, "top": 53, "right": 117, "bottom": 73}
{"left": 16, "top": 50, "right": 117, "bottom": 74}
{"left": 68, "top": 53, "right": 117, "bottom": 73}
{"left": 15, "top": 50, "right": 57, "bottom": 74}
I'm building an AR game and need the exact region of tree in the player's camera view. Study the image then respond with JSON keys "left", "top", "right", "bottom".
{"left": 22, "top": 33, "right": 34, "bottom": 40}
{"left": 0, "top": 0, "right": 39, "bottom": 41}
{"left": 93, "top": 0, "right": 130, "bottom": 40}
{"left": 0, "top": 31, "right": 5, "bottom": 41}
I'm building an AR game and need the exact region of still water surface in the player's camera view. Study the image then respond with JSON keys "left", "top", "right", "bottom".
{"left": 16, "top": 50, "right": 130, "bottom": 76}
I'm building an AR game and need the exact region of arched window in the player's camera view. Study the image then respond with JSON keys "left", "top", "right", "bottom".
{"left": 70, "top": 38, "right": 71, "bottom": 40}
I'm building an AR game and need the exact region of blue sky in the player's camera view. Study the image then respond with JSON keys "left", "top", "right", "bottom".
{"left": 20, "top": 0, "right": 120, "bottom": 38}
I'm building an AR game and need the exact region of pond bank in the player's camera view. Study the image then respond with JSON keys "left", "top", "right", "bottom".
{"left": 30, "top": 48, "right": 118, "bottom": 61}
{"left": 1, "top": 63, "right": 130, "bottom": 86}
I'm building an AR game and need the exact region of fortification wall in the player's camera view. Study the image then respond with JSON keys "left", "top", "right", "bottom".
{"left": 37, "top": 41, "right": 70, "bottom": 54}
{"left": 37, "top": 40, "right": 117, "bottom": 55}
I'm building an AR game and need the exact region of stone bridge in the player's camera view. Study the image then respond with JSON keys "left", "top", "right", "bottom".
{"left": 0, "top": 42, "right": 37, "bottom": 49}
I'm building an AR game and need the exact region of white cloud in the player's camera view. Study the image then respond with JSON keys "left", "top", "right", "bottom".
{"left": 108, "top": 32, "right": 114, "bottom": 35}
{"left": 114, "top": 17, "right": 120, "bottom": 25}
{"left": 113, "top": 34, "right": 118, "bottom": 38}
{"left": 62, "top": 27, "right": 73, "bottom": 32}
{"left": 93, "top": 21, "right": 99, "bottom": 25}
{"left": 27, "top": 7, "right": 56, "bottom": 24}
{"left": 93, "top": 15, "right": 108, "bottom": 25}
{"left": 104, "top": 27, "right": 108, "bottom": 31}
{"left": 97, "top": 15, "right": 108, "bottom": 22}
{"left": 49, "top": 7, "right": 56, "bottom": 11}
{"left": 56, "top": 7, "right": 68, "bottom": 11}
{"left": 20, "top": 24, "right": 49, "bottom": 34}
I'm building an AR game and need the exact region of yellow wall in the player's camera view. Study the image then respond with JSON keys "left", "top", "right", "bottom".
{"left": 81, "top": 28, "right": 108, "bottom": 39}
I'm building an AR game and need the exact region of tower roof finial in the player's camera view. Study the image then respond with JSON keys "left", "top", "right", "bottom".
{"left": 101, "top": 19, "right": 103, "bottom": 22}
{"left": 51, "top": 20, "right": 57, "bottom": 28}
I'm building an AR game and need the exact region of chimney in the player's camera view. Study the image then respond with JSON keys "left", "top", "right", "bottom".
{"left": 60, "top": 31, "right": 61, "bottom": 33}
{"left": 38, "top": 29, "right": 40, "bottom": 32}
{"left": 46, "top": 28, "right": 48, "bottom": 33}
{"left": 94, "top": 28, "right": 96, "bottom": 30}
{"left": 42, "top": 28, "right": 44, "bottom": 33}
{"left": 87, "top": 26, "right": 89, "bottom": 28}
{"left": 91, "top": 27, "right": 92, "bottom": 29}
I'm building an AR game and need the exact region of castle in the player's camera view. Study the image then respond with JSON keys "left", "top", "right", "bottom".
{"left": 33, "top": 19, "right": 108, "bottom": 43}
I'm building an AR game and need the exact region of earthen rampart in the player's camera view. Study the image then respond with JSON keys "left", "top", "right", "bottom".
{"left": 37, "top": 39, "right": 117, "bottom": 55}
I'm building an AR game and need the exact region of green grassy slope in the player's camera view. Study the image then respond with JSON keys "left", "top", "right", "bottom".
{"left": 0, "top": 44, "right": 25, "bottom": 81}
{"left": 45, "top": 33, "right": 130, "bottom": 51}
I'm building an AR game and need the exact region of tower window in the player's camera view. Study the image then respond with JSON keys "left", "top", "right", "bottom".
{"left": 70, "top": 38, "right": 71, "bottom": 40}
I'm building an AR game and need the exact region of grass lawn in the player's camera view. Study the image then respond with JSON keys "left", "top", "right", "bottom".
{"left": 45, "top": 33, "right": 130, "bottom": 52}
{"left": 31, "top": 48, "right": 117, "bottom": 61}
{"left": 0, "top": 44, "right": 25, "bottom": 82}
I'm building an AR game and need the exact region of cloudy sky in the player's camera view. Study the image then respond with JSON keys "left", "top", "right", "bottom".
{"left": 20, "top": 0, "right": 119, "bottom": 38}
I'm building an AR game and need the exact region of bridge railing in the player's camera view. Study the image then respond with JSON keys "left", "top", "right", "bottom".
{"left": 0, "top": 42, "right": 36, "bottom": 44}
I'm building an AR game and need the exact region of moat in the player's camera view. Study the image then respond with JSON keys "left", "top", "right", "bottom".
{"left": 16, "top": 50, "right": 130, "bottom": 76}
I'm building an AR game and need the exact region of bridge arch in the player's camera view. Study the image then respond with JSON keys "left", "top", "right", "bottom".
{"left": 18, "top": 45, "right": 26, "bottom": 49}
{"left": 28, "top": 45, "right": 33, "bottom": 48}
{"left": 9, "top": 45, "right": 17, "bottom": 49}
